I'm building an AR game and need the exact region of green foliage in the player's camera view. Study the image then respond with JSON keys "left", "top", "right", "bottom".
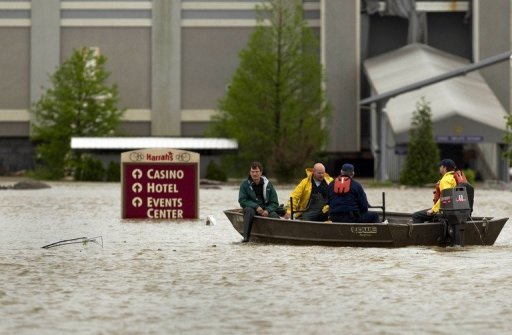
{"left": 207, "top": 0, "right": 330, "bottom": 182}
{"left": 205, "top": 160, "right": 227, "bottom": 182}
{"left": 462, "top": 168, "right": 476, "bottom": 184}
{"left": 400, "top": 98, "right": 440, "bottom": 186}
{"left": 74, "top": 155, "right": 105, "bottom": 181}
{"left": 504, "top": 113, "right": 512, "bottom": 160}
{"left": 207, "top": 154, "right": 246, "bottom": 180}
{"left": 31, "top": 48, "right": 124, "bottom": 180}
{"left": 106, "top": 161, "right": 121, "bottom": 182}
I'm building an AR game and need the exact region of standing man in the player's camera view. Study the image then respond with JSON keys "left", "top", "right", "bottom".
{"left": 412, "top": 159, "right": 457, "bottom": 223}
{"left": 328, "top": 163, "right": 379, "bottom": 223}
{"left": 238, "top": 161, "right": 280, "bottom": 242}
{"left": 284, "top": 163, "right": 333, "bottom": 221}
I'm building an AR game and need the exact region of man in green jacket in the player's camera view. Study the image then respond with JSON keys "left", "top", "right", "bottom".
{"left": 238, "top": 161, "right": 280, "bottom": 242}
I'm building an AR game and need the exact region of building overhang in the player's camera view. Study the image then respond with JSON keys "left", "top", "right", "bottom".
{"left": 70, "top": 137, "right": 238, "bottom": 151}
{"left": 364, "top": 44, "right": 508, "bottom": 143}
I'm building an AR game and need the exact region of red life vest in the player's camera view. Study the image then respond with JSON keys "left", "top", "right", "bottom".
{"left": 334, "top": 176, "right": 351, "bottom": 194}
{"left": 454, "top": 170, "right": 468, "bottom": 184}
{"left": 454, "top": 170, "right": 474, "bottom": 210}
{"left": 433, "top": 181, "right": 441, "bottom": 204}
{"left": 433, "top": 170, "right": 469, "bottom": 203}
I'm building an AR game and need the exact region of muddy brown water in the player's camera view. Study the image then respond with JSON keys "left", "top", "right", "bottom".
{"left": 1, "top": 182, "right": 511, "bottom": 334}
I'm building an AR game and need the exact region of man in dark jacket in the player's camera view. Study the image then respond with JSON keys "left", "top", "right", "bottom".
{"left": 238, "top": 161, "right": 280, "bottom": 242}
{"left": 327, "top": 163, "right": 379, "bottom": 223}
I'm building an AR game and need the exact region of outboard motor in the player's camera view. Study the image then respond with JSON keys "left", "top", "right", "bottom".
{"left": 439, "top": 186, "right": 471, "bottom": 246}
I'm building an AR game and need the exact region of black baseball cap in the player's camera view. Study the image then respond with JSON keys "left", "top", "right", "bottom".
{"left": 341, "top": 163, "right": 354, "bottom": 173}
{"left": 438, "top": 159, "right": 456, "bottom": 169}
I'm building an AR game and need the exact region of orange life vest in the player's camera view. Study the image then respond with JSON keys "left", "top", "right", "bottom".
{"left": 334, "top": 176, "right": 351, "bottom": 194}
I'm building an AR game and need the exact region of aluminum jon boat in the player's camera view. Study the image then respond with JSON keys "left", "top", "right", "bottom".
{"left": 223, "top": 209, "right": 508, "bottom": 247}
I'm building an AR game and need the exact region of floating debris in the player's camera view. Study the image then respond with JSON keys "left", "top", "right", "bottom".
{"left": 42, "top": 236, "right": 103, "bottom": 249}
{"left": 200, "top": 179, "right": 222, "bottom": 189}
{"left": 0, "top": 180, "right": 51, "bottom": 190}
{"left": 206, "top": 215, "right": 216, "bottom": 226}
{"left": 13, "top": 180, "right": 51, "bottom": 190}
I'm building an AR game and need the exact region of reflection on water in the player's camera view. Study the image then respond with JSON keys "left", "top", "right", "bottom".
{"left": 1, "top": 182, "right": 511, "bottom": 334}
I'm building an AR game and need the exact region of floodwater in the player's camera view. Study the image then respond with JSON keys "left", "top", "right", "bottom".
{"left": 1, "top": 181, "right": 511, "bottom": 335}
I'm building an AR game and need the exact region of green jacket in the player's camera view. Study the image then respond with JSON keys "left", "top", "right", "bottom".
{"left": 238, "top": 176, "right": 279, "bottom": 213}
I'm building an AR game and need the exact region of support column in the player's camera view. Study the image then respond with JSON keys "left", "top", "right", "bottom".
{"left": 152, "top": 0, "right": 181, "bottom": 136}
{"left": 378, "top": 102, "right": 389, "bottom": 181}
{"left": 498, "top": 144, "right": 510, "bottom": 182}
{"left": 30, "top": 0, "right": 60, "bottom": 126}
{"left": 472, "top": 0, "right": 480, "bottom": 62}
{"left": 478, "top": 0, "right": 511, "bottom": 112}
{"left": 477, "top": 0, "right": 511, "bottom": 183}
{"left": 322, "top": 0, "right": 360, "bottom": 152}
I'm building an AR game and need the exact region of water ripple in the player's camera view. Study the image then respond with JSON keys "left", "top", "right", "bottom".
{"left": 0, "top": 183, "right": 511, "bottom": 334}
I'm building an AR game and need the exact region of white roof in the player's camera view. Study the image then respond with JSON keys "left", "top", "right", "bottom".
{"left": 364, "top": 44, "right": 508, "bottom": 137}
{"left": 71, "top": 137, "right": 238, "bottom": 150}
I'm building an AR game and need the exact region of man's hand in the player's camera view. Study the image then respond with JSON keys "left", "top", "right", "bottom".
{"left": 256, "top": 207, "right": 264, "bottom": 215}
{"left": 261, "top": 210, "right": 269, "bottom": 217}
{"left": 284, "top": 212, "right": 291, "bottom": 220}
{"left": 427, "top": 209, "right": 434, "bottom": 216}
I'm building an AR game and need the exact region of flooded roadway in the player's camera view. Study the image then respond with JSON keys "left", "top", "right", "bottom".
{"left": 1, "top": 182, "right": 511, "bottom": 334}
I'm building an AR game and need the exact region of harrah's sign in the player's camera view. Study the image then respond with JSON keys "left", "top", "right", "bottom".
{"left": 146, "top": 151, "right": 173, "bottom": 161}
{"left": 121, "top": 149, "right": 199, "bottom": 219}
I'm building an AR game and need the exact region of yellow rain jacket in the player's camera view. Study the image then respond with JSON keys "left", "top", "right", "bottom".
{"left": 286, "top": 168, "right": 333, "bottom": 218}
{"left": 432, "top": 171, "right": 457, "bottom": 213}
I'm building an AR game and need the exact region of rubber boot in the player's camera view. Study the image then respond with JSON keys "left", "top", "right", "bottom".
{"left": 242, "top": 207, "right": 256, "bottom": 243}
{"left": 242, "top": 219, "right": 253, "bottom": 242}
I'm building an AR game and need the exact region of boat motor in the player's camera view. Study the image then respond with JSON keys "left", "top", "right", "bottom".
{"left": 439, "top": 186, "right": 471, "bottom": 246}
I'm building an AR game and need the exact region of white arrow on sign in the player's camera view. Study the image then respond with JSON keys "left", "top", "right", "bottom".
{"left": 132, "top": 183, "right": 143, "bottom": 193}
{"left": 132, "top": 197, "right": 143, "bottom": 207}
{"left": 132, "top": 169, "right": 143, "bottom": 179}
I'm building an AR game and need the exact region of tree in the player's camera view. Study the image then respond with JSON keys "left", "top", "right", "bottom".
{"left": 400, "top": 98, "right": 440, "bottom": 186}
{"left": 504, "top": 113, "right": 512, "bottom": 160}
{"left": 208, "top": 0, "right": 330, "bottom": 181}
{"left": 31, "top": 48, "right": 124, "bottom": 179}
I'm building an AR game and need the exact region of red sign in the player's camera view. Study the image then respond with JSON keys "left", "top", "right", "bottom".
{"left": 121, "top": 149, "right": 199, "bottom": 219}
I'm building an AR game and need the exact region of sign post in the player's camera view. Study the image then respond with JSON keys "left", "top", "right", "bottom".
{"left": 121, "top": 148, "right": 199, "bottom": 219}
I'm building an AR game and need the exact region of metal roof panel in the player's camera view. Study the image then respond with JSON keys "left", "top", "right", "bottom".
{"left": 70, "top": 137, "right": 238, "bottom": 150}
{"left": 364, "top": 44, "right": 508, "bottom": 137}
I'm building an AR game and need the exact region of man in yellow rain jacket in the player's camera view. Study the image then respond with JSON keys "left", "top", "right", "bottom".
{"left": 285, "top": 163, "right": 333, "bottom": 221}
{"left": 412, "top": 159, "right": 457, "bottom": 223}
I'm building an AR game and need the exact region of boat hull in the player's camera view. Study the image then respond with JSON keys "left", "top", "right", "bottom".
{"left": 224, "top": 209, "right": 508, "bottom": 247}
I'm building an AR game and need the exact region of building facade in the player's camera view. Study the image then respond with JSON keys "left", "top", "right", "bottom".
{"left": 0, "top": 0, "right": 510, "bottom": 179}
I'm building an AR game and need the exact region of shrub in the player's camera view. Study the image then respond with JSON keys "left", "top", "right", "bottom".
{"left": 400, "top": 98, "right": 440, "bottom": 186}
{"left": 106, "top": 161, "right": 120, "bottom": 182}
{"left": 462, "top": 168, "right": 476, "bottom": 184}
{"left": 205, "top": 160, "right": 227, "bottom": 182}
{"left": 74, "top": 155, "right": 105, "bottom": 181}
